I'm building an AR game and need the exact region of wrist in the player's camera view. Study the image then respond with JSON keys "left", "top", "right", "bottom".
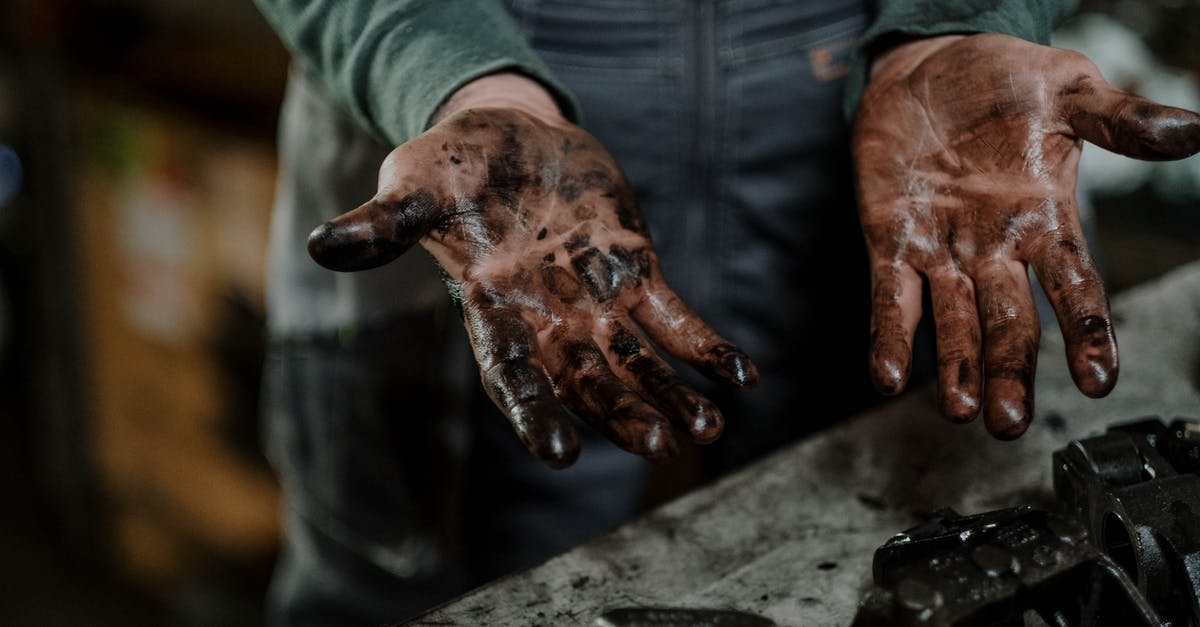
{"left": 434, "top": 72, "right": 566, "bottom": 127}
{"left": 869, "top": 34, "right": 964, "bottom": 82}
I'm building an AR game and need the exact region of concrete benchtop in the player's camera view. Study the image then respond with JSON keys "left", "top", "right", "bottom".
{"left": 410, "top": 261, "right": 1200, "bottom": 626}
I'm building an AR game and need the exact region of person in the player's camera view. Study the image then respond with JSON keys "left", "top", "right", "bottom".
{"left": 250, "top": 0, "right": 1200, "bottom": 624}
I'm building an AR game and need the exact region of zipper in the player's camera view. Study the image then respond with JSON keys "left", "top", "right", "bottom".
{"left": 685, "top": 0, "right": 718, "bottom": 309}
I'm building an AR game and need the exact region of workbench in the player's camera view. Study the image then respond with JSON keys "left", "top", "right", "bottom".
{"left": 409, "top": 261, "right": 1200, "bottom": 626}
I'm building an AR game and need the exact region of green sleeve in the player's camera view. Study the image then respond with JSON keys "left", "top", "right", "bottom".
{"left": 843, "top": 0, "right": 1080, "bottom": 120}
{"left": 252, "top": 0, "right": 579, "bottom": 145}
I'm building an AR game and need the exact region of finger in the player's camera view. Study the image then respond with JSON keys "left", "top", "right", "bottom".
{"left": 976, "top": 260, "right": 1039, "bottom": 440}
{"left": 606, "top": 320, "right": 724, "bottom": 444}
{"left": 927, "top": 267, "right": 982, "bottom": 422}
{"left": 308, "top": 190, "right": 446, "bottom": 272}
{"left": 554, "top": 338, "right": 678, "bottom": 462}
{"left": 631, "top": 272, "right": 758, "bottom": 389}
{"left": 1060, "top": 74, "right": 1200, "bottom": 160}
{"left": 464, "top": 303, "right": 580, "bottom": 469}
{"left": 868, "top": 261, "right": 922, "bottom": 395}
{"left": 1028, "top": 231, "right": 1118, "bottom": 398}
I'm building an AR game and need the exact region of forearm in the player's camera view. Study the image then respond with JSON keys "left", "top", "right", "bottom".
{"left": 253, "top": 0, "right": 578, "bottom": 145}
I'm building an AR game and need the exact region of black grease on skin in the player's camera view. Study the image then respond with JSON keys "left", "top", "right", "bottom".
{"left": 310, "top": 107, "right": 759, "bottom": 467}
{"left": 867, "top": 272, "right": 913, "bottom": 396}
{"left": 1058, "top": 76, "right": 1200, "bottom": 160}
{"left": 556, "top": 339, "right": 678, "bottom": 461}
{"left": 607, "top": 323, "right": 725, "bottom": 442}
{"left": 1069, "top": 103, "right": 1200, "bottom": 161}
{"left": 308, "top": 190, "right": 446, "bottom": 272}
{"left": 482, "top": 121, "right": 530, "bottom": 210}
{"left": 564, "top": 232, "right": 590, "bottom": 252}
{"left": 957, "top": 358, "right": 972, "bottom": 386}
{"left": 567, "top": 244, "right": 652, "bottom": 303}
{"left": 988, "top": 361, "right": 1034, "bottom": 395}
{"left": 849, "top": 34, "right": 1200, "bottom": 438}
{"left": 556, "top": 169, "right": 611, "bottom": 203}
{"left": 542, "top": 264, "right": 584, "bottom": 304}
{"left": 557, "top": 168, "right": 647, "bottom": 234}
{"left": 1074, "top": 315, "right": 1112, "bottom": 349}
{"left": 1063, "top": 314, "right": 1118, "bottom": 397}
{"left": 700, "top": 342, "right": 758, "bottom": 389}
{"left": 466, "top": 302, "right": 580, "bottom": 467}
{"left": 936, "top": 355, "right": 981, "bottom": 424}
{"left": 609, "top": 325, "right": 642, "bottom": 358}
{"left": 460, "top": 109, "right": 747, "bottom": 455}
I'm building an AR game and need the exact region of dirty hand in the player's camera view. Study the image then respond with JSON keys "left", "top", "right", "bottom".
{"left": 307, "top": 73, "right": 757, "bottom": 468}
{"left": 854, "top": 34, "right": 1200, "bottom": 438}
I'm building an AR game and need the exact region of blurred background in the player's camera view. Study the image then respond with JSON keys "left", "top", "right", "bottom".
{"left": 0, "top": 0, "right": 1196, "bottom": 625}
{"left": 3, "top": 0, "right": 285, "bottom": 624}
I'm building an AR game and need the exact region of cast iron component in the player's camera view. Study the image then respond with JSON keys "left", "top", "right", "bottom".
{"left": 854, "top": 417, "right": 1200, "bottom": 626}
{"left": 850, "top": 507, "right": 1159, "bottom": 625}
{"left": 1054, "top": 417, "right": 1200, "bottom": 624}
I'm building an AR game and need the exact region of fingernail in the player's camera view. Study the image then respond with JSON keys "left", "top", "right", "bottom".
{"left": 872, "top": 358, "right": 907, "bottom": 395}
{"left": 723, "top": 353, "right": 759, "bottom": 388}
{"left": 985, "top": 393, "right": 1031, "bottom": 441}
{"left": 307, "top": 221, "right": 370, "bottom": 271}
{"left": 1079, "top": 356, "right": 1118, "bottom": 398}
{"left": 1073, "top": 346, "right": 1118, "bottom": 398}
{"left": 307, "top": 222, "right": 335, "bottom": 258}
{"left": 687, "top": 400, "right": 724, "bottom": 444}
{"left": 307, "top": 219, "right": 405, "bottom": 272}
{"left": 538, "top": 425, "right": 580, "bottom": 470}
{"left": 641, "top": 422, "right": 678, "bottom": 462}
{"left": 1145, "top": 108, "right": 1200, "bottom": 157}
{"left": 939, "top": 388, "right": 980, "bottom": 423}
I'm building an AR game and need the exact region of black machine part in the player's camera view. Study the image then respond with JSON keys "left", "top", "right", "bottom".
{"left": 851, "top": 507, "right": 1159, "bottom": 626}
{"left": 1054, "top": 417, "right": 1200, "bottom": 624}
{"left": 854, "top": 416, "right": 1200, "bottom": 626}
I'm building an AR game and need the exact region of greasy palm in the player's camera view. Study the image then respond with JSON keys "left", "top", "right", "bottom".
{"left": 308, "top": 106, "right": 757, "bottom": 468}
{"left": 855, "top": 34, "right": 1200, "bottom": 438}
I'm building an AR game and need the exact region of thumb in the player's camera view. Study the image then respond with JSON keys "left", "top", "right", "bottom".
{"left": 1062, "top": 76, "right": 1200, "bottom": 160}
{"left": 308, "top": 189, "right": 445, "bottom": 272}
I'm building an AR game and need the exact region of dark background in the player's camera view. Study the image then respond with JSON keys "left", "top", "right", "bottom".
{"left": 0, "top": 0, "right": 1197, "bottom": 624}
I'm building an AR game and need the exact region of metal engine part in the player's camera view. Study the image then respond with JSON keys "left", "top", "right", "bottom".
{"left": 1054, "top": 418, "right": 1200, "bottom": 624}
{"left": 851, "top": 507, "right": 1158, "bottom": 625}
{"left": 853, "top": 417, "right": 1200, "bottom": 626}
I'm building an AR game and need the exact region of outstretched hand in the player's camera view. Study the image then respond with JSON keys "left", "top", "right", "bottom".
{"left": 307, "top": 75, "right": 757, "bottom": 468}
{"left": 854, "top": 34, "right": 1200, "bottom": 438}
